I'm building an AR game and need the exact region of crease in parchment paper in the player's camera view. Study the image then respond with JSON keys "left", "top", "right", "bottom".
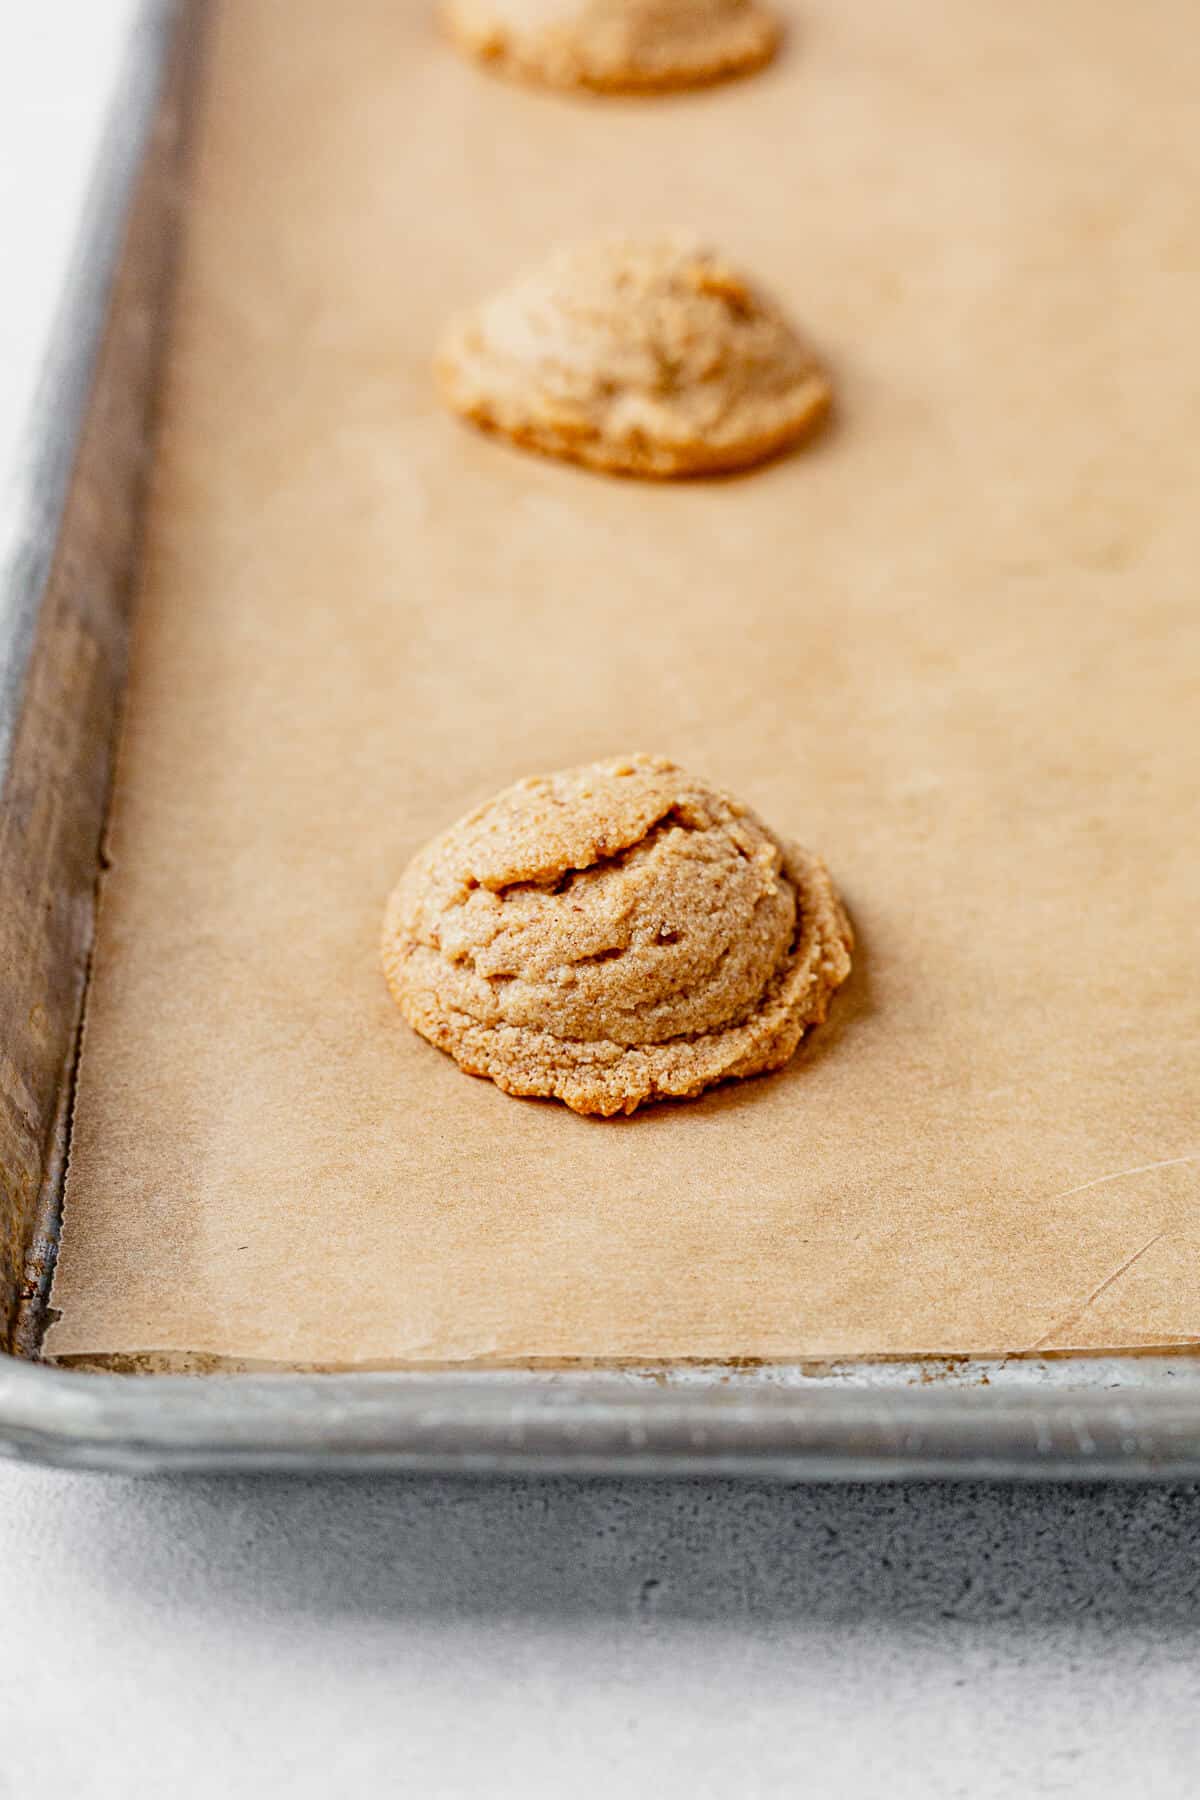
{"left": 1026, "top": 1232, "right": 1169, "bottom": 1355}
{"left": 44, "top": 0, "right": 1200, "bottom": 1367}
{"left": 1038, "top": 1156, "right": 1200, "bottom": 1208}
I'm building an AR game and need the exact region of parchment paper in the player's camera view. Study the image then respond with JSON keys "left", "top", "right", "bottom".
{"left": 47, "top": 0, "right": 1200, "bottom": 1366}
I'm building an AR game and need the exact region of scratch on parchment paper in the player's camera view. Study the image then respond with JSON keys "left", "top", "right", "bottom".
{"left": 1043, "top": 1153, "right": 1200, "bottom": 1206}
{"left": 1027, "top": 1230, "right": 1167, "bottom": 1353}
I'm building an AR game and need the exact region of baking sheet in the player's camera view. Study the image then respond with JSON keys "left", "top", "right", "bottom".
{"left": 47, "top": 0, "right": 1200, "bottom": 1367}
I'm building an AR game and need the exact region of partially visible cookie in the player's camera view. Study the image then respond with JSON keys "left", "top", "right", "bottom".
{"left": 440, "top": 0, "right": 781, "bottom": 94}
{"left": 382, "top": 753, "right": 852, "bottom": 1117}
{"left": 435, "top": 236, "right": 831, "bottom": 478}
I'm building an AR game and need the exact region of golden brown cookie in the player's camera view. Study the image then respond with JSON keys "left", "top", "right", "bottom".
{"left": 439, "top": 0, "right": 781, "bottom": 94}
{"left": 435, "top": 236, "right": 831, "bottom": 478}
{"left": 382, "top": 754, "right": 852, "bottom": 1116}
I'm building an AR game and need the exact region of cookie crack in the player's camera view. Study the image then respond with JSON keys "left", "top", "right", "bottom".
{"left": 483, "top": 803, "right": 698, "bottom": 903}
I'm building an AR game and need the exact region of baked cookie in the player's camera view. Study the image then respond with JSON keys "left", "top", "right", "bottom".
{"left": 382, "top": 754, "right": 852, "bottom": 1116}
{"left": 435, "top": 236, "right": 831, "bottom": 477}
{"left": 439, "top": 0, "right": 781, "bottom": 94}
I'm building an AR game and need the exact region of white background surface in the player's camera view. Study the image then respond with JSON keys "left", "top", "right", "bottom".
{"left": 0, "top": 0, "right": 141, "bottom": 495}
{"left": 3, "top": 10, "right": 1200, "bottom": 1794}
{"left": 3, "top": 1467, "right": 1200, "bottom": 1796}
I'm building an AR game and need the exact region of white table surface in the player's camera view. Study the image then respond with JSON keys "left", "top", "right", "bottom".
{"left": 3, "top": 11, "right": 1199, "bottom": 1794}
{"left": 2, "top": 1466, "right": 1200, "bottom": 1796}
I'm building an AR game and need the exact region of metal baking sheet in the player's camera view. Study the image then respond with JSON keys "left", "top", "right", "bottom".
{"left": 1, "top": 0, "right": 1198, "bottom": 1476}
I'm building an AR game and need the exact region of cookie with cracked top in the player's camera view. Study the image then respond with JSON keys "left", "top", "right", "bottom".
{"left": 382, "top": 753, "right": 852, "bottom": 1116}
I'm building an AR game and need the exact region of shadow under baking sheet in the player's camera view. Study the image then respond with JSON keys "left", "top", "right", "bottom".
{"left": 70, "top": 1473, "right": 1200, "bottom": 1632}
